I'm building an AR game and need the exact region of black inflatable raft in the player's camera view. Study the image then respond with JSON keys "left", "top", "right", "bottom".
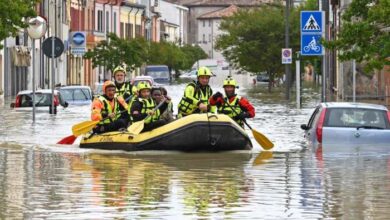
{"left": 80, "top": 114, "right": 253, "bottom": 151}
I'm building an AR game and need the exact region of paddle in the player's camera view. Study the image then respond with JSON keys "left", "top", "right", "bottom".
{"left": 57, "top": 109, "right": 127, "bottom": 145}
{"left": 127, "top": 98, "right": 167, "bottom": 135}
{"left": 224, "top": 98, "right": 274, "bottom": 150}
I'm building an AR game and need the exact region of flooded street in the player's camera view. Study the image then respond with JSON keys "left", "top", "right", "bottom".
{"left": 1, "top": 73, "right": 389, "bottom": 219}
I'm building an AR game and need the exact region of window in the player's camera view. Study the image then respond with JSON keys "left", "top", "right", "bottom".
{"left": 209, "top": 20, "right": 211, "bottom": 27}
{"left": 135, "top": 25, "right": 142, "bottom": 37}
{"left": 120, "top": 22, "right": 124, "bottom": 38}
{"left": 202, "top": 34, "right": 206, "bottom": 43}
{"left": 113, "top": 12, "right": 117, "bottom": 34}
{"left": 106, "top": 11, "right": 109, "bottom": 33}
{"left": 203, "top": 20, "right": 205, "bottom": 27}
{"left": 324, "top": 108, "right": 390, "bottom": 129}
{"left": 97, "top": 10, "right": 103, "bottom": 32}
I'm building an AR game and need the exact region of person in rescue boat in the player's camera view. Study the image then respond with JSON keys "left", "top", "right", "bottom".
{"left": 129, "top": 82, "right": 168, "bottom": 132}
{"left": 112, "top": 66, "right": 137, "bottom": 119}
{"left": 177, "top": 66, "right": 216, "bottom": 117}
{"left": 152, "top": 87, "right": 174, "bottom": 123}
{"left": 91, "top": 81, "right": 129, "bottom": 134}
{"left": 209, "top": 76, "right": 255, "bottom": 127}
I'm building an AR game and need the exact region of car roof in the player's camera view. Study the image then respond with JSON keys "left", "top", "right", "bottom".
{"left": 321, "top": 102, "right": 388, "bottom": 111}
{"left": 59, "top": 85, "right": 91, "bottom": 90}
{"left": 17, "top": 89, "right": 59, "bottom": 95}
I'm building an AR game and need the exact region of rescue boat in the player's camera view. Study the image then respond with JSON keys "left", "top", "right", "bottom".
{"left": 80, "top": 114, "right": 253, "bottom": 151}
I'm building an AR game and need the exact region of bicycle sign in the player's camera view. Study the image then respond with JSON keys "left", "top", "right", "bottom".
{"left": 301, "top": 35, "right": 323, "bottom": 56}
{"left": 300, "top": 11, "right": 324, "bottom": 56}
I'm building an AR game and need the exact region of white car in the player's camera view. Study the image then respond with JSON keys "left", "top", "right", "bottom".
{"left": 58, "top": 85, "right": 93, "bottom": 106}
{"left": 179, "top": 70, "right": 197, "bottom": 80}
{"left": 10, "top": 89, "right": 68, "bottom": 111}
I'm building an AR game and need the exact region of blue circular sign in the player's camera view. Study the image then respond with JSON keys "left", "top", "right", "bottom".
{"left": 73, "top": 32, "right": 85, "bottom": 45}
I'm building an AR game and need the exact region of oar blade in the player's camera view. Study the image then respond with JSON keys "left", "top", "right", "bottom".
{"left": 57, "top": 135, "right": 77, "bottom": 145}
{"left": 72, "top": 121, "right": 99, "bottom": 136}
{"left": 252, "top": 129, "right": 274, "bottom": 150}
{"left": 127, "top": 121, "right": 144, "bottom": 135}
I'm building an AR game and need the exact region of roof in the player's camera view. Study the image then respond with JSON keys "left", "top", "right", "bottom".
{"left": 198, "top": 5, "right": 239, "bottom": 19}
{"left": 17, "top": 89, "right": 59, "bottom": 95}
{"left": 321, "top": 102, "right": 389, "bottom": 111}
{"left": 183, "top": 0, "right": 268, "bottom": 7}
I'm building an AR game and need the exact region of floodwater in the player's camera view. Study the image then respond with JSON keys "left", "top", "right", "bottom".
{"left": 1, "top": 72, "right": 389, "bottom": 219}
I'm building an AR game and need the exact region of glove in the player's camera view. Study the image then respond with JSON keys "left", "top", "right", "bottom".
{"left": 234, "top": 112, "right": 249, "bottom": 120}
{"left": 212, "top": 92, "right": 223, "bottom": 100}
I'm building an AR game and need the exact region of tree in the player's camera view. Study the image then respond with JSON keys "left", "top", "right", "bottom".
{"left": 215, "top": 1, "right": 319, "bottom": 92}
{"left": 215, "top": 5, "right": 286, "bottom": 92}
{"left": 323, "top": 0, "right": 390, "bottom": 72}
{"left": 0, "top": 0, "right": 38, "bottom": 48}
{"left": 84, "top": 33, "right": 148, "bottom": 73}
{"left": 180, "top": 44, "right": 208, "bottom": 71}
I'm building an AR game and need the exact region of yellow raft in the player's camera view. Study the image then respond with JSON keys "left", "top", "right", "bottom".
{"left": 80, "top": 114, "right": 253, "bottom": 151}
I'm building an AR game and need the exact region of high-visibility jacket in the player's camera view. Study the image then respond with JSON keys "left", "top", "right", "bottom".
{"left": 219, "top": 96, "right": 244, "bottom": 125}
{"left": 178, "top": 81, "right": 215, "bottom": 116}
{"left": 209, "top": 94, "right": 255, "bottom": 126}
{"left": 91, "top": 95, "right": 128, "bottom": 124}
{"left": 129, "top": 97, "right": 160, "bottom": 124}
{"left": 115, "top": 82, "right": 137, "bottom": 100}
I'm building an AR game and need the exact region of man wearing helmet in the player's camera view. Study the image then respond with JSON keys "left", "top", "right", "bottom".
{"left": 91, "top": 81, "right": 129, "bottom": 133}
{"left": 112, "top": 66, "right": 137, "bottom": 100}
{"left": 177, "top": 66, "right": 216, "bottom": 117}
{"left": 112, "top": 66, "right": 137, "bottom": 119}
{"left": 129, "top": 81, "right": 169, "bottom": 132}
{"left": 209, "top": 76, "right": 255, "bottom": 127}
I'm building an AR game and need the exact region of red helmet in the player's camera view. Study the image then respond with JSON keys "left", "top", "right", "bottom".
{"left": 102, "top": 81, "right": 116, "bottom": 94}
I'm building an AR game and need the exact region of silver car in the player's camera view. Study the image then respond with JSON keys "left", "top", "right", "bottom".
{"left": 301, "top": 102, "right": 390, "bottom": 153}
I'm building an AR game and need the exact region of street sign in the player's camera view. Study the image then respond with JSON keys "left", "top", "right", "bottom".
{"left": 282, "top": 48, "right": 292, "bottom": 64}
{"left": 42, "top": 37, "right": 64, "bottom": 58}
{"left": 300, "top": 11, "right": 324, "bottom": 56}
{"left": 301, "top": 34, "right": 323, "bottom": 56}
{"left": 301, "top": 11, "right": 324, "bottom": 33}
{"left": 70, "top": 31, "right": 86, "bottom": 56}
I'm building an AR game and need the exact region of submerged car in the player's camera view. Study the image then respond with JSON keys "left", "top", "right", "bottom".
{"left": 58, "top": 85, "right": 93, "bottom": 105}
{"left": 131, "top": 76, "right": 155, "bottom": 87}
{"left": 301, "top": 102, "right": 390, "bottom": 153}
{"left": 10, "top": 89, "right": 68, "bottom": 111}
{"left": 144, "top": 65, "right": 171, "bottom": 84}
{"left": 179, "top": 69, "right": 197, "bottom": 80}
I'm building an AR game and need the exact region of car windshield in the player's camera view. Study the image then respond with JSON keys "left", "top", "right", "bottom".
{"left": 147, "top": 71, "right": 169, "bottom": 78}
{"left": 325, "top": 108, "right": 390, "bottom": 129}
{"left": 60, "top": 88, "right": 91, "bottom": 101}
{"left": 20, "top": 93, "right": 52, "bottom": 107}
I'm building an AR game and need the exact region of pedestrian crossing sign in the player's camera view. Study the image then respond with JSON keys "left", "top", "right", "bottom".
{"left": 301, "top": 11, "right": 324, "bottom": 33}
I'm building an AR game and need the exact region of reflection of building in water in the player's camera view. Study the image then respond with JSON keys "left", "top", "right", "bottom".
{"left": 0, "top": 146, "right": 25, "bottom": 220}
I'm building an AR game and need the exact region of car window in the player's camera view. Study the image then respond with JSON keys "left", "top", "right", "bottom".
{"left": 60, "top": 88, "right": 91, "bottom": 101}
{"left": 324, "top": 108, "right": 389, "bottom": 129}
{"left": 307, "top": 107, "right": 320, "bottom": 128}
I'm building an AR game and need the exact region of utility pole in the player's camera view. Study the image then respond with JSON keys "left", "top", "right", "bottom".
{"left": 285, "top": 0, "right": 291, "bottom": 100}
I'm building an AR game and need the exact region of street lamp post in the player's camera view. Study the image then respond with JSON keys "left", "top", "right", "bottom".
{"left": 27, "top": 16, "right": 47, "bottom": 123}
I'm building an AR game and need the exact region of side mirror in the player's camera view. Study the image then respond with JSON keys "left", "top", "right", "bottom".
{"left": 300, "top": 124, "right": 309, "bottom": 130}
{"left": 10, "top": 103, "right": 15, "bottom": 108}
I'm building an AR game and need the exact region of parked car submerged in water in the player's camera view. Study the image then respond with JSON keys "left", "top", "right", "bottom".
{"left": 301, "top": 102, "right": 390, "bottom": 153}
{"left": 58, "top": 85, "right": 93, "bottom": 106}
{"left": 10, "top": 89, "right": 68, "bottom": 111}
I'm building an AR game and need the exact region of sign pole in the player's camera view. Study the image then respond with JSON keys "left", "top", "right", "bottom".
{"left": 27, "top": 16, "right": 47, "bottom": 122}
{"left": 51, "top": 34, "right": 55, "bottom": 114}
{"left": 32, "top": 40, "right": 36, "bottom": 122}
{"left": 296, "top": 52, "right": 301, "bottom": 109}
